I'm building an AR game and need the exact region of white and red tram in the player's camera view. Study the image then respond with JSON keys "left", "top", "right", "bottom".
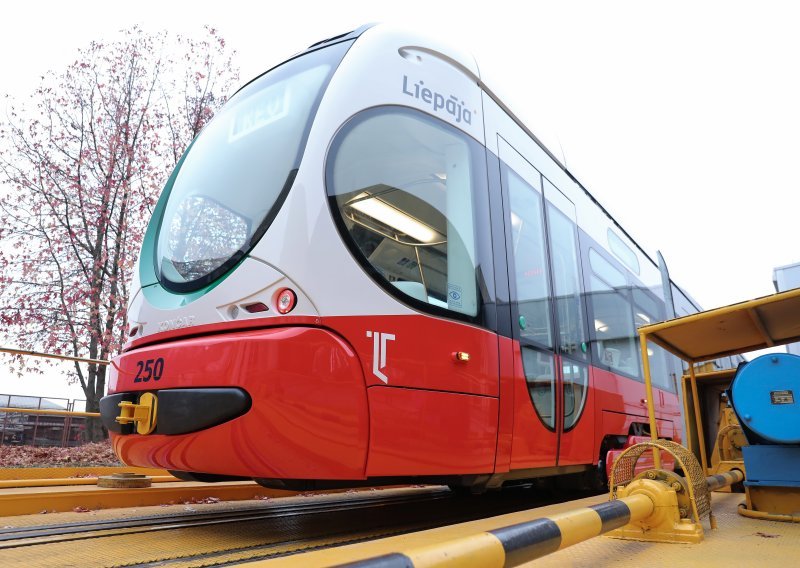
{"left": 101, "top": 24, "right": 724, "bottom": 491}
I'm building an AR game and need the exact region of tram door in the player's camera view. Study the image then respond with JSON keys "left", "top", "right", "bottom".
{"left": 499, "top": 138, "right": 593, "bottom": 467}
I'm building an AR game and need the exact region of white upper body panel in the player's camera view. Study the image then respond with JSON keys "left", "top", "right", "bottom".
{"left": 128, "top": 24, "right": 487, "bottom": 339}
{"left": 128, "top": 23, "right": 668, "bottom": 343}
{"left": 248, "top": 25, "right": 486, "bottom": 317}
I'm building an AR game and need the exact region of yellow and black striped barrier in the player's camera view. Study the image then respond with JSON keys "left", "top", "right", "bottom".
{"left": 336, "top": 496, "right": 653, "bottom": 568}
{"left": 338, "top": 469, "right": 744, "bottom": 567}
{"left": 706, "top": 470, "right": 745, "bottom": 492}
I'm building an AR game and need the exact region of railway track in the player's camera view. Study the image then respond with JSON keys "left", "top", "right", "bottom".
{"left": 0, "top": 488, "right": 452, "bottom": 548}
{"left": 0, "top": 485, "right": 596, "bottom": 567}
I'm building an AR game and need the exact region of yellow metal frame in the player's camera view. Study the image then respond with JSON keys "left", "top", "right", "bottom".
{"left": 0, "top": 345, "right": 108, "bottom": 365}
{"left": 0, "top": 407, "right": 100, "bottom": 418}
{"left": 0, "top": 466, "right": 166, "bottom": 481}
{"left": 637, "top": 287, "right": 800, "bottom": 472}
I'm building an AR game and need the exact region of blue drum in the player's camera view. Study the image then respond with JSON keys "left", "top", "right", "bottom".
{"left": 731, "top": 353, "right": 800, "bottom": 445}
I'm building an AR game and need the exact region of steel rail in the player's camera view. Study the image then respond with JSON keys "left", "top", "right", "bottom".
{"left": 0, "top": 487, "right": 600, "bottom": 566}
{"left": 0, "top": 488, "right": 453, "bottom": 548}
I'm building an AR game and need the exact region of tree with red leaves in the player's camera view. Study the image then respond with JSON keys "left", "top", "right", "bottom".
{"left": 0, "top": 27, "right": 239, "bottom": 440}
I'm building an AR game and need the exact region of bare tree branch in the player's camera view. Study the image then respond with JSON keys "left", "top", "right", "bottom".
{"left": 0, "top": 26, "right": 239, "bottom": 440}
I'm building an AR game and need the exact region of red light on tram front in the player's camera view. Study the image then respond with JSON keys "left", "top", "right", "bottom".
{"left": 276, "top": 288, "right": 297, "bottom": 314}
{"left": 244, "top": 302, "right": 269, "bottom": 313}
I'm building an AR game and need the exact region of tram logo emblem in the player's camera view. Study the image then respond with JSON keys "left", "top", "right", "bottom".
{"left": 366, "top": 331, "right": 395, "bottom": 383}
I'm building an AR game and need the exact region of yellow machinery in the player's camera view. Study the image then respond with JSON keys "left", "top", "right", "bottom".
{"left": 632, "top": 287, "right": 800, "bottom": 524}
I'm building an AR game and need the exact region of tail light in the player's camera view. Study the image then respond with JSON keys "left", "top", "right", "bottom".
{"left": 276, "top": 288, "right": 297, "bottom": 314}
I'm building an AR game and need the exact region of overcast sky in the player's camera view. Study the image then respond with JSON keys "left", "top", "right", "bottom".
{"left": 1, "top": 1, "right": 798, "bottom": 400}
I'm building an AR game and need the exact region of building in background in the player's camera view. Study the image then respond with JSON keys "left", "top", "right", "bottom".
{"left": 773, "top": 261, "right": 800, "bottom": 356}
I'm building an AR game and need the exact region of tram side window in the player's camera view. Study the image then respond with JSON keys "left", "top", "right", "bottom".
{"left": 505, "top": 168, "right": 553, "bottom": 348}
{"left": 546, "top": 197, "right": 589, "bottom": 361}
{"left": 563, "top": 361, "right": 589, "bottom": 430}
{"left": 633, "top": 292, "right": 671, "bottom": 388}
{"left": 633, "top": 287, "right": 675, "bottom": 392}
{"left": 522, "top": 347, "right": 556, "bottom": 430}
{"left": 607, "top": 229, "right": 640, "bottom": 275}
{"left": 587, "top": 249, "right": 639, "bottom": 378}
{"left": 327, "top": 108, "right": 483, "bottom": 318}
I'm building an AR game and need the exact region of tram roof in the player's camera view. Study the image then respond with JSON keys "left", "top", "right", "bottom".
{"left": 639, "top": 288, "right": 800, "bottom": 363}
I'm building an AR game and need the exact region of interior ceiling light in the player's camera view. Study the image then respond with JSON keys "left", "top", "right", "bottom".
{"left": 510, "top": 211, "right": 523, "bottom": 231}
{"left": 349, "top": 193, "right": 440, "bottom": 243}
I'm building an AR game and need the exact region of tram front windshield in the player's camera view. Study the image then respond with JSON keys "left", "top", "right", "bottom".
{"left": 154, "top": 41, "right": 350, "bottom": 292}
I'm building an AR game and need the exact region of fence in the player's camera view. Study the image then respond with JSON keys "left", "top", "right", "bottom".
{"left": 0, "top": 346, "right": 109, "bottom": 448}
{"left": 0, "top": 394, "right": 95, "bottom": 447}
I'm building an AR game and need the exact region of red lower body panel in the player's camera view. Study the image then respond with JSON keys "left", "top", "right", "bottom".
{"left": 107, "top": 320, "right": 682, "bottom": 483}
{"left": 365, "top": 386, "right": 498, "bottom": 476}
{"left": 109, "top": 327, "right": 369, "bottom": 479}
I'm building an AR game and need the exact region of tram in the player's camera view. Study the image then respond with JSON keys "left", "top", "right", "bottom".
{"left": 99, "top": 24, "right": 723, "bottom": 491}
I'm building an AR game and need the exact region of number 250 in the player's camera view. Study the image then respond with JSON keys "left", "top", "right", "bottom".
{"left": 134, "top": 358, "right": 164, "bottom": 383}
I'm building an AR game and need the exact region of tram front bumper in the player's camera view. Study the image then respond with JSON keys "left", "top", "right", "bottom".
{"left": 100, "top": 388, "right": 251, "bottom": 436}
{"left": 102, "top": 326, "right": 369, "bottom": 480}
